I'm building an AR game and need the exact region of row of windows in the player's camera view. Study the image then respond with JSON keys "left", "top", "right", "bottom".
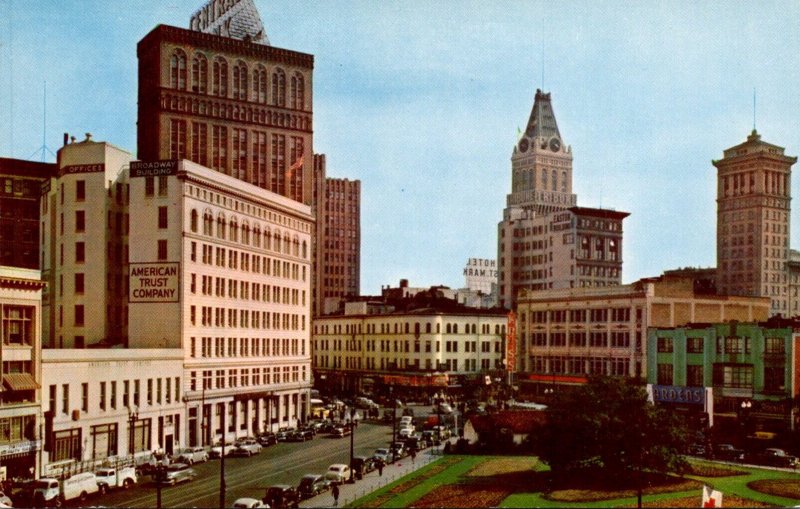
{"left": 315, "top": 338, "right": 503, "bottom": 355}
{"left": 190, "top": 306, "right": 305, "bottom": 331}
{"left": 528, "top": 331, "right": 634, "bottom": 349}
{"left": 192, "top": 274, "right": 305, "bottom": 305}
{"left": 530, "top": 355, "right": 632, "bottom": 377}
{"left": 189, "top": 364, "right": 306, "bottom": 391}
{"left": 191, "top": 212, "right": 308, "bottom": 259}
{"left": 315, "top": 321, "right": 506, "bottom": 336}
{"left": 317, "top": 355, "right": 503, "bottom": 372}
{"left": 169, "top": 49, "right": 307, "bottom": 110}
{"left": 48, "top": 377, "right": 181, "bottom": 416}
{"left": 190, "top": 336, "right": 304, "bottom": 358}
{"left": 192, "top": 242, "right": 307, "bottom": 281}
{"left": 524, "top": 307, "right": 636, "bottom": 325}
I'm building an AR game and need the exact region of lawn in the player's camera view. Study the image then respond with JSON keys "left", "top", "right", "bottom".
{"left": 349, "top": 455, "right": 800, "bottom": 508}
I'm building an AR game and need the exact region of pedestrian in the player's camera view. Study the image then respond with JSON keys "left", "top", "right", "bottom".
{"left": 411, "top": 449, "right": 417, "bottom": 464}
{"left": 332, "top": 483, "right": 340, "bottom": 507}
{"left": 377, "top": 459, "right": 384, "bottom": 477}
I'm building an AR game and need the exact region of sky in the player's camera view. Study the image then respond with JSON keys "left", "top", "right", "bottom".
{"left": 2, "top": 1, "right": 800, "bottom": 295}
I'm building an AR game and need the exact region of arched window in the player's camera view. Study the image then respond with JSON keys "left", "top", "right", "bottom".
{"left": 170, "top": 49, "right": 187, "bottom": 90}
{"left": 253, "top": 226, "right": 261, "bottom": 248}
{"left": 301, "top": 240, "right": 307, "bottom": 259}
{"left": 191, "top": 54, "right": 208, "bottom": 93}
{"left": 216, "top": 214, "right": 226, "bottom": 240}
{"left": 242, "top": 222, "right": 251, "bottom": 245}
{"left": 233, "top": 60, "right": 248, "bottom": 100}
{"left": 253, "top": 65, "right": 268, "bottom": 104}
{"left": 542, "top": 168, "right": 547, "bottom": 188}
{"left": 561, "top": 171, "right": 567, "bottom": 193}
{"left": 264, "top": 228, "right": 271, "bottom": 250}
{"left": 190, "top": 209, "right": 198, "bottom": 233}
{"left": 551, "top": 169, "right": 557, "bottom": 191}
{"left": 446, "top": 324, "right": 451, "bottom": 334}
{"left": 229, "top": 218, "right": 239, "bottom": 242}
{"left": 290, "top": 72, "right": 305, "bottom": 110}
{"left": 271, "top": 68, "right": 286, "bottom": 107}
{"left": 292, "top": 236, "right": 299, "bottom": 256}
{"left": 212, "top": 57, "right": 228, "bottom": 97}
{"left": 273, "top": 231, "right": 281, "bottom": 252}
{"left": 203, "top": 210, "right": 213, "bottom": 236}
{"left": 283, "top": 234, "right": 290, "bottom": 253}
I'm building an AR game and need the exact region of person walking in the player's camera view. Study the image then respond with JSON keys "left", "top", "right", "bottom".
{"left": 377, "top": 459, "right": 384, "bottom": 477}
{"left": 332, "top": 483, "right": 340, "bottom": 507}
{"left": 411, "top": 448, "right": 417, "bottom": 464}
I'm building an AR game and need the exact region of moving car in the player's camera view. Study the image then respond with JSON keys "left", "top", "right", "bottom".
{"left": 754, "top": 448, "right": 798, "bottom": 467}
{"left": 713, "top": 443, "right": 745, "bottom": 461}
{"left": 163, "top": 463, "right": 197, "bottom": 485}
{"left": 232, "top": 497, "right": 268, "bottom": 508}
{"left": 176, "top": 446, "right": 209, "bottom": 465}
{"left": 297, "top": 474, "right": 329, "bottom": 499}
{"left": 324, "top": 464, "right": 351, "bottom": 485}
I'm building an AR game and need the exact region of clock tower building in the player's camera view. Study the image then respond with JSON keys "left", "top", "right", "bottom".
{"left": 497, "top": 89, "right": 627, "bottom": 310}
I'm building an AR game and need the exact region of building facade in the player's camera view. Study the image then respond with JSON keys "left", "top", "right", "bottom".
{"left": 714, "top": 129, "right": 798, "bottom": 316}
{"left": 312, "top": 154, "right": 361, "bottom": 316}
{"left": 516, "top": 272, "right": 771, "bottom": 398}
{"left": 127, "top": 158, "right": 314, "bottom": 446}
{"left": 313, "top": 304, "right": 509, "bottom": 400}
{"left": 0, "top": 266, "right": 44, "bottom": 479}
{"left": 0, "top": 158, "right": 56, "bottom": 269}
{"left": 498, "top": 90, "right": 628, "bottom": 310}
{"left": 648, "top": 319, "right": 800, "bottom": 437}
{"left": 137, "top": 4, "right": 314, "bottom": 205}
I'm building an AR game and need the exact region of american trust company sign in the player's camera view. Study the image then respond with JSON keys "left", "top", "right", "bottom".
{"left": 129, "top": 263, "right": 180, "bottom": 303}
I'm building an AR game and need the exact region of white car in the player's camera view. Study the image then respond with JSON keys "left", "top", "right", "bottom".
{"left": 399, "top": 416, "right": 413, "bottom": 426}
{"left": 399, "top": 427, "right": 415, "bottom": 438}
{"left": 177, "top": 446, "right": 209, "bottom": 465}
{"left": 232, "top": 437, "right": 263, "bottom": 456}
{"left": 232, "top": 497, "right": 268, "bottom": 508}
{"left": 209, "top": 441, "right": 235, "bottom": 459}
{"left": 373, "top": 448, "right": 391, "bottom": 463}
{"left": 324, "top": 463, "right": 351, "bottom": 485}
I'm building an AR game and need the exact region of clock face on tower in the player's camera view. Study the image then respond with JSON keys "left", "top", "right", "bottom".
{"left": 518, "top": 138, "right": 529, "bottom": 153}
{"left": 549, "top": 137, "right": 561, "bottom": 152}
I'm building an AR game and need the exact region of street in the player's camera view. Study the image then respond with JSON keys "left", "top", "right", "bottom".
{"left": 67, "top": 422, "right": 395, "bottom": 508}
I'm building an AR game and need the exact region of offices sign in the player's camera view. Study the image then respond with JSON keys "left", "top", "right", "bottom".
{"left": 129, "top": 263, "right": 180, "bottom": 303}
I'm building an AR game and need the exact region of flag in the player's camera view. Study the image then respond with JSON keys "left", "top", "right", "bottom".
{"left": 285, "top": 154, "right": 304, "bottom": 180}
{"left": 702, "top": 485, "right": 722, "bottom": 508}
{"left": 516, "top": 126, "right": 523, "bottom": 140}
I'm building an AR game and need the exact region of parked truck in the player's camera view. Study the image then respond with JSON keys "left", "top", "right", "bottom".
{"left": 95, "top": 466, "right": 137, "bottom": 492}
{"left": 32, "top": 472, "right": 101, "bottom": 506}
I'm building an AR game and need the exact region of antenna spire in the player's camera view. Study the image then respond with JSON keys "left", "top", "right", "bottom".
{"left": 29, "top": 81, "right": 56, "bottom": 162}
{"left": 541, "top": 33, "right": 545, "bottom": 91}
{"left": 753, "top": 87, "right": 757, "bottom": 131}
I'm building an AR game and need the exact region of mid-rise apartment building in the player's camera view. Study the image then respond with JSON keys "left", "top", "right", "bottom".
{"left": 0, "top": 266, "right": 45, "bottom": 478}
{"left": 0, "top": 158, "right": 56, "bottom": 269}
{"left": 516, "top": 271, "right": 770, "bottom": 398}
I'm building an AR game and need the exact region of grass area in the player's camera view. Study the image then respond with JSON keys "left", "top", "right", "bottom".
{"left": 349, "top": 455, "right": 800, "bottom": 508}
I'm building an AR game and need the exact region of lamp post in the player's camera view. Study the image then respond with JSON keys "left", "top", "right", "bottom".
{"left": 127, "top": 406, "right": 139, "bottom": 458}
{"left": 740, "top": 399, "right": 752, "bottom": 451}
{"left": 154, "top": 462, "right": 165, "bottom": 509}
{"left": 348, "top": 407, "right": 356, "bottom": 484}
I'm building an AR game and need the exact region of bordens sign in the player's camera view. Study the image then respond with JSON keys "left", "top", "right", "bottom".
{"left": 129, "top": 263, "right": 180, "bottom": 303}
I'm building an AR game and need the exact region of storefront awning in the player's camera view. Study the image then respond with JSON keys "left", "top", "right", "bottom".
{"left": 3, "top": 373, "right": 40, "bottom": 391}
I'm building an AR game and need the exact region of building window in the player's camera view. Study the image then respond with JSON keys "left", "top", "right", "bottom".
{"left": 74, "top": 273, "right": 84, "bottom": 294}
{"left": 657, "top": 364, "right": 673, "bottom": 385}
{"left": 686, "top": 365, "right": 704, "bottom": 387}
{"left": 158, "top": 240, "right": 168, "bottom": 261}
{"left": 170, "top": 119, "right": 187, "bottom": 160}
{"left": 657, "top": 337, "right": 673, "bottom": 353}
{"left": 191, "top": 122, "right": 208, "bottom": 166}
{"left": 145, "top": 177, "right": 154, "bottom": 197}
{"left": 212, "top": 56, "right": 228, "bottom": 97}
{"left": 158, "top": 176, "right": 168, "bottom": 196}
{"left": 212, "top": 125, "right": 228, "bottom": 172}
{"left": 100, "top": 382, "right": 106, "bottom": 410}
{"left": 81, "top": 382, "right": 89, "bottom": 412}
{"left": 192, "top": 54, "right": 208, "bottom": 93}
{"left": 712, "top": 364, "right": 754, "bottom": 389}
{"left": 90, "top": 423, "right": 118, "bottom": 460}
{"left": 76, "top": 180, "right": 86, "bottom": 201}
{"left": 170, "top": 49, "right": 187, "bottom": 90}
{"left": 75, "top": 210, "right": 85, "bottom": 232}
{"left": 75, "top": 242, "right": 85, "bottom": 263}
{"left": 74, "top": 305, "right": 85, "bottom": 327}
{"left": 62, "top": 384, "right": 69, "bottom": 415}
{"left": 686, "top": 337, "right": 704, "bottom": 354}
{"left": 2, "top": 306, "right": 34, "bottom": 345}
{"left": 158, "top": 207, "right": 168, "bottom": 229}
{"left": 53, "top": 428, "right": 81, "bottom": 461}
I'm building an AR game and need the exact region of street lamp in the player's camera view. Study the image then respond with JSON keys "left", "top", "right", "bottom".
{"left": 127, "top": 406, "right": 139, "bottom": 458}
{"left": 154, "top": 462, "right": 166, "bottom": 509}
{"left": 348, "top": 407, "right": 356, "bottom": 484}
{"left": 740, "top": 400, "right": 752, "bottom": 450}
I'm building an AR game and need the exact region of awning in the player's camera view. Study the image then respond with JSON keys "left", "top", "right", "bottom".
{"left": 3, "top": 373, "right": 41, "bottom": 391}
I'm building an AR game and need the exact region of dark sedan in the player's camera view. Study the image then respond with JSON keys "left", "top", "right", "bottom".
{"left": 296, "top": 474, "right": 329, "bottom": 499}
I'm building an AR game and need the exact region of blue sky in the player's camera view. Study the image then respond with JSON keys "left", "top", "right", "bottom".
{"left": 3, "top": 1, "right": 800, "bottom": 295}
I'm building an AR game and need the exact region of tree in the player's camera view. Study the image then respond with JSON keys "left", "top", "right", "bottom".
{"left": 538, "top": 376, "right": 690, "bottom": 482}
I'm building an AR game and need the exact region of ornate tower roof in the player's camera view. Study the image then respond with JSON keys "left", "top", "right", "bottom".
{"left": 190, "top": 0, "right": 270, "bottom": 45}
{"left": 524, "top": 89, "right": 561, "bottom": 141}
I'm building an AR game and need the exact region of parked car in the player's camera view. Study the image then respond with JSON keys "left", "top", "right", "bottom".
{"left": 373, "top": 448, "right": 392, "bottom": 463}
{"left": 390, "top": 441, "right": 407, "bottom": 458}
{"left": 264, "top": 484, "right": 299, "bottom": 509}
{"left": 297, "top": 474, "right": 330, "bottom": 499}
{"left": 422, "top": 430, "right": 441, "bottom": 446}
{"left": 351, "top": 456, "right": 376, "bottom": 479}
{"left": 399, "top": 415, "right": 413, "bottom": 426}
{"left": 399, "top": 426, "right": 415, "bottom": 438}
{"left": 276, "top": 427, "right": 295, "bottom": 442}
{"left": 232, "top": 497, "right": 268, "bottom": 508}
{"left": 95, "top": 466, "right": 138, "bottom": 492}
{"left": 257, "top": 432, "right": 277, "bottom": 446}
{"left": 163, "top": 463, "right": 197, "bottom": 485}
{"left": 753, "top": 448, "right": 798, "bottom": 467}
{"left": 32, "top": 474, "right": 101, "bottom": 506}
{"left": 687, "top": 443, "right": 707, "bottom": 457}
{"left": 232, "top": 438, "right": 262, "bottom": 456}
{"left": 289, "top": 429, "right": 314, "bottom": 442}
{"left": 714, "top": 443, "right": 745, "bottom": 461}
{"left": 331, "top": 426, "right": 351, "bottom": 438}
{"left": 324, "top": 464, "right": 352, "bottom": 485}
{"left": 176, "top": 446, "right": 210, "bottom": 465}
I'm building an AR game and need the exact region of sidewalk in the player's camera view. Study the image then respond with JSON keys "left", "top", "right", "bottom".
{"left": 300, "top": 442, "right": 448, "bottom": 508}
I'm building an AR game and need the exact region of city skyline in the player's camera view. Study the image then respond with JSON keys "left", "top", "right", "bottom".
{"left": 3, "top": 1, "right": 800, "bottom": 295}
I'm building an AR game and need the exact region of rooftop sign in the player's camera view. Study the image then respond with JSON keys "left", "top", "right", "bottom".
{"left": 190, "top": 0, "right": 269, "bottom": 44}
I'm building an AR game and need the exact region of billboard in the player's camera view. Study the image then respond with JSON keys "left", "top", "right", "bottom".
{"left": 506, "top": 311, "right": 516, "bottom": 372}
{"left": 129, "top": 263, "right": 180, "bottom": 303}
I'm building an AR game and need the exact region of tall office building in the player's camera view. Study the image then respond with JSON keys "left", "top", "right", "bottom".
{"left": 498, "top": 89, "right": 627, "bottom": 309}
{"left": 137, "top": 0, "right": 314, "bottom": 205}
{"left": 0, "top": 158, "right": 56, "bottom": 269}
{"left": 714, "top": 129, "right": 797, "bottom": 316}
{"left": 312, "top": 154, "right": 361, "bottom": 316}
